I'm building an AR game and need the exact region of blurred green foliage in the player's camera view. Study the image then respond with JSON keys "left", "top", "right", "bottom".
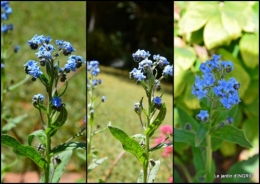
{"left": 174, "top": 1, "right": 259, "bottom": 183}
{"left": 1, "top": 1, "right": 86, "bottom": 180}
{"left": 87, "top": 1, "right": 173, "bottom": 83}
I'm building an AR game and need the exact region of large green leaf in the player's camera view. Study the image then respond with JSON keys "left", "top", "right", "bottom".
{"left": 222, "top": 154, "right": 259, "bottom": 183}
{"left": 179, "top": 2, "right": 218, "bottom": 33}
{"left": 191, "top": 146, "right": 205, "bottom": 171}
{"left": 174, "top": 47, "right": 196, "bottom": 70}
{"left": 174, "top": 63, "right": 186, "bottom": 98}
{"left": 204, "top": 13, "right": 231, "bottom": 50}
{"left": 145, "top": 103, "right": 166, "bottom": 137}
{"left": 240, "top": 33, "right": 259, "bottom": 69}
{"left": 108, "top": 125, "right": 148, "bottom": 167}
{"left": 28, "top": 129, "right": 47, "bottom": 147}
{"left": 45, "top": 106, "right": 68, "bottom": 137}
{"left": 1, "top": 134, "right": 48, "bottom": 169}
{"left": 195, "top": 122, "right": 210, "bottom": 147}
{"left": 241, "top": 79, "right": 259, "bottom": 105}
{"left": 40, "top": 150, "right": 73, "bottom": 182}
{"left": 174, "top": 128, "right": 207, "bottom": 147}
{"left": 210, "top": 125, "right": 252, "bottom": 148}
{"left": 50, "top": 142, "right": 86, "bottom": 156}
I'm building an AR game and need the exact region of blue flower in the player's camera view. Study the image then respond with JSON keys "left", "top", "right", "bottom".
{"left": 220, "top": 61, "right": 234, "bottom": 73}
{"left": 1, "top": 1, "right": 12, "bottom": 20}
{"left": 52, "top": 96, "right": 62, "bottom": 108}
{"left": 1, "top": 24, "right": 13, "bottom": 33}
{"left": 153, "top": 96, "right": 162, "bottom": 105}
{"left": 1, "top": 63, "right": 4, "bottom": 68}
{"left": 14, "top": 45, "right": 20, "bottom": 53}
{"left": 101, "top": 96, "right": 106, "bottom": 102}
{"left": 225, "top": 117, "right": 233, "bottom": 124}
{"left": 35, "top": 45, "right": 55, "bottom": 59}
{"left": 87, "top": 60, "right": 100, "bottom": 76}
{"left": 196, "top": 110, "right": 209, "bottom": 123}
{"left": 132, "top": 49, "right": 150, "bottom": 62}
{"left": 162, "top": 65, "right": 173, "bottom": 77}
{"left": 138, "top": 58, "right": 153, "bottom": 72}
{"left": 56, "top": 40, "right": 75, "bottom": 56}
{"left": 24, "top": 60, "right": 43, "bottom": 79}
{"left": 154, "top": 55, "right": 169, "bottom": 68}
{"left": 32, "top": 94, "right": 45, "bottom": 103}
{"left": 28, "top": 35, "right": 52, "bottom": 50}
{"left": 129, "top": 68, "right": 146, "bottom": 81}
{"left": 84, "top": 116, "right": 86, "bottom": 124}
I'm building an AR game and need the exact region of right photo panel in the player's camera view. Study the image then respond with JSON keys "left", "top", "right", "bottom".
{"left": 174, "top": 1, "right": 259, "bottom": 183}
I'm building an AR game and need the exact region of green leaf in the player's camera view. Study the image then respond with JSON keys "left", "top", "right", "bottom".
{"left": 222, "top": 154, "right": 258, "bottom": 183}
{"left": 177, "top": 106, "right": 199, "bottom": 131}
{"left": 174, "top": 63, "right": 186, "bottom": 98}
{"left": 88, "top": 157, "right": 107, "bottom": 172}
{"left": 1, "top": 134, "right": 48, "bottom": 169}
{"left": 41, "top": 150, "right": 73, "bottom": 183}
{"left": 179, "top": 2, "right": 218, "bottom": 33}
{"left": 211, "top": 137, "right": 223, "bottom": 151}
{"left": 174, "top": 47, "right": 196, "bottom": 70}
{"left": 220, "top": 141, "right": 236, "bottom": 157}
{"left": 195, "top": 123, "right": 210, "bottom": 147}
{"left": 98, "top": 179, "right": 105, "bottom": 183}
{"left": 174, "top": 169, "right": 182, "bottom": 183}
{"left": 45, "top": 106, "right": 68, "bottom": 137}
{"left": 137, "top": 170, "right": 143, "bottom": 183}
{"left": 40, "top": 73, "right": 49, "bottom": 86}
{"left": 148, "top": 160, "right": 160, "bottom": 183}
{"left": 191, "top": 146, "right": 205, "bottom": 171}
{"left": 145, "top": 103, "right": 167, "bottom": 137}
{"left": 132, "top": 134, "right": 146, "bottom": 142}
{"left": 50, "top": 142, "right": 86, "bottom": 156}
{"left": 1, "top": 114, "right": 28, "bottom": 133}
{"left": 210, "top": 125, "right": 252, "bottom": 148}
{"left": 51, "top": 150, "right": 73, "bottom": 183}
{"left": 240, "top": 33, "right": 259, "bottom": 69}
{"left": 108, "top": 125, "right": 148, "bottom": 167}
{"left": 204, "top": 13, "right": 231, "bottom": 50}
{"left": 184, "top": 72, "right": 200, "bottom": 109}
{"left": 149, "top": 142, "right": 172, "bottom": 153}
{"left": 45, "top": 61, "right": 52, "bottom": 79}
{"left": 38, "top": 103, "right": 48, "bottom": 114}
{"left": 58, "top": 81, "right": 68, "bottom": 98}
{"left": 174, "top": 128, "right": 207, "bottom": 147}
{"left": 28, "top": 130, "right": 47, "bottom": 147}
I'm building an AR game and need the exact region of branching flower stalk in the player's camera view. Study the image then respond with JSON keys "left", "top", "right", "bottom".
{"left": 87, "top": 60, "right": 107, "bottom": 178}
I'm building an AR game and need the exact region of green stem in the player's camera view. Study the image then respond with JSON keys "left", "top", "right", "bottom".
{"left": 3, "top": 75, "right": 30, "bottom": 94}
{"left": 205, "top": 100, "right": 214, "bottom": 180}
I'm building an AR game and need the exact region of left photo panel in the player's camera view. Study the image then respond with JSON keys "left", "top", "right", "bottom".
{"left": 1, "top": 1, "right": 86, "bottom": 183}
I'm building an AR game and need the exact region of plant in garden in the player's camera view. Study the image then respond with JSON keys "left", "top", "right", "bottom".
{"left": 108, "top": 49, "right": 173, "bottom": 183}
{"left": 87, "top": 60, "right": 108, "bottom": 179}
{"left": 1, "top": 34, "right": 86, "bottom": 183}
{"left": 174, "top": 55, "right": 253, "bottom": 183}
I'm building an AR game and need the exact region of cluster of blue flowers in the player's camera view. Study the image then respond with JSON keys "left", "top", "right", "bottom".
{"left": 87, "top": 60, "right": 106, "bottom": 102}
{"left": 129, "top": 49, "right": 173, "bottom": 82}
{"left": 1, "top": 1, "right": 13, "bottom": 33}
{"left": 24, "top": 35, "right": 85, "bottom": 82}
{"left": 192, "top": 54, "right": 240, "bottom": 109}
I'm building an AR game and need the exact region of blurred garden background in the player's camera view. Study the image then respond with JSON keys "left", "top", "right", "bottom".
{"left": 87, "top": 1, "right": 173, "bottom": 183}
{"left": 174, "top": 1, "right": 259, "bottom": 183}
{"left": 1, "top": 1, "right": 86, "bottom": 182}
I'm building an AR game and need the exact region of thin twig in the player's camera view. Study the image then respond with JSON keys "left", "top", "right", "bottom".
{"left": 103, "top": 150, "right": 126, "bottom": 182}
